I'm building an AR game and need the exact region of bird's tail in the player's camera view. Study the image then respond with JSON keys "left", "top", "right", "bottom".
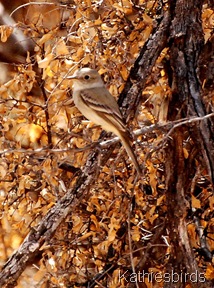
{"left": 119, "top": 132, "right": 142, "bottom": 175}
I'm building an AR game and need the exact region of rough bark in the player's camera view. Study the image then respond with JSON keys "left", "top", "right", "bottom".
{"left": 165, "top": 0, "right": 214, "bottom": 287}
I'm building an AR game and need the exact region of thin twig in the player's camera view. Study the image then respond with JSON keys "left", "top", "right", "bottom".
{"left": 10, "top": 2, "right": 67, "bottom": 18}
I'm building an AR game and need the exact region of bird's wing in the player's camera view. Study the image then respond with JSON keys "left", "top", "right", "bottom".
{"left": 80, "top": 87, "right": 127, "bottom": 132}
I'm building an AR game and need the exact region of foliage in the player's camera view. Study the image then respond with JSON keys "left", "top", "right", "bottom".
{"left": 0, "top": 1, "right": 213, "bottom": 287}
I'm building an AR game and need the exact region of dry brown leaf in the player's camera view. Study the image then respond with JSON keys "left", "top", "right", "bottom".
{"left": 191, "top": 195, "right": 201, "bottom": 209}
{"left": 0, "top": 25, "right": 13, "bottom": 42}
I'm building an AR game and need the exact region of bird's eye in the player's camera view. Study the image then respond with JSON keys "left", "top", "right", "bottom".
{"left": 84, "top": 75, "right": 90, "bottom": 80}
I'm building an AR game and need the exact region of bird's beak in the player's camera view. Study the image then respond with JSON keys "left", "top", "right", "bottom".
{"left": 67, "top": 75, "right": 77, "bottom": 80}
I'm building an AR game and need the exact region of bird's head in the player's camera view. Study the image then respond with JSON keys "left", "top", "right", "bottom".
{"left": 68, "top": 67, "right": 104, "bottom": 90}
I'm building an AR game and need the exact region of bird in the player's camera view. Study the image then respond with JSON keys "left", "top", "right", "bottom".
{"left": 68, "top": 67, "right": 141, "bottom": 174}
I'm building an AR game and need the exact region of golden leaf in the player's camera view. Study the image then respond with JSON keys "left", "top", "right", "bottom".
{"left": 37, "top": 32, "right": 53, "bottom": 45}
{"left": 205, "top": 263, "right": 214, "bottom": 280}
{"left": 191, "top": 195, "right": 201, "bottom": 209}
{"left": 55, "top": 39, "right": 69, "bottom": 56}
{"left": 0, "top": 25, "right": 13, "bottom": 42}
{"left": 38, "top": 53, "right": 54, "bottom": 69}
